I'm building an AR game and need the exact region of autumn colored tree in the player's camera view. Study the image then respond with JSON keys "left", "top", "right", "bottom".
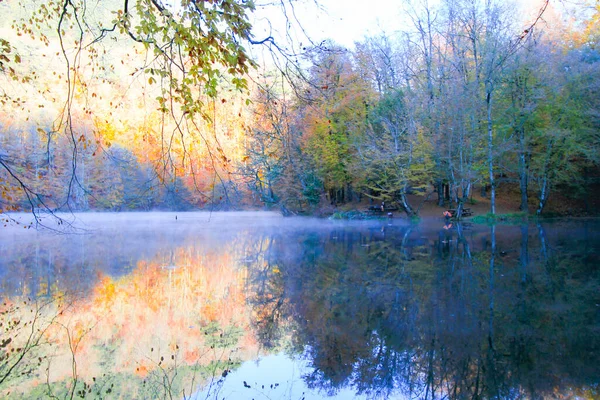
{"left": 301, "top": 44, "right": 374, "bottom": 206}
{"left": 1, "top": 0, "right": 598, "bottom": 219}
{"left": 356, "top": 89, "right": 434, "bottom": 217}
{"left": 494, "top": 5, "right": 600, "bottom": 215}
{"left": 0, "top": 0, "right": 280, "bottom": 218}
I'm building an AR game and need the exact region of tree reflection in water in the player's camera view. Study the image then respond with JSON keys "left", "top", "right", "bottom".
{"left": 0, "top": 216, "right": 598, "bottom": 399}
{"left": 0, "top": 233, "right": 254, "bottom": 399}
{"left": 247, "top": 221, "right": 600, "bottom": 399}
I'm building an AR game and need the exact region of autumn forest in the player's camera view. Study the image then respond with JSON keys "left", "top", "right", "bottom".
{"left": 1, "top": 0, "right": 599, "bottom": 219}
{"left": 1, "top": 1, "right": 600, "bottom": 398}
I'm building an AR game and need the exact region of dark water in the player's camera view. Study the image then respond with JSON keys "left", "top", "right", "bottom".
{"left": 0, "top": 213, "right": 598, "bottom": 399}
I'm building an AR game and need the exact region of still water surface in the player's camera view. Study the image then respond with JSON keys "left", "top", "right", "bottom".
{"left": 0, "top": 212, "right": 598, "bottom": 399}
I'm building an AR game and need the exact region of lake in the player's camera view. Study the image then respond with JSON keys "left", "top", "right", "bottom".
{"left": 0, "top": 212, "right": 598, "bottom": 399}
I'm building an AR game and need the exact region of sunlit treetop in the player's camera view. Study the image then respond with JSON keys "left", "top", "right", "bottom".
{"left": 0, "top": 0, "right": 285, "bottom": 223}
{"left": 3, "top": 0, "right": 270, "bottom": 120}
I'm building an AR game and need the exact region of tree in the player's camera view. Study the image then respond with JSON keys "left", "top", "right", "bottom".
{"left": 239, "top": 82, "right": 287, "bottom": 208}
{"left": 357, "top": 89, "right": 433, "bottom": 217}
{"left": 529, "top": 47, "right": 599, "bottom": 215}
{"left": 301, "top": 44, "right": 373, "bottom": 206}
{"left": 440, "top": 0, "right": 516, "bottom": 216}
{"left": 496, "top": 14, "right": 600, "bottom": 216}
{"left": 0, "top": 0, "right": 293, "bottom": 220}
{"left": 354, "top": 32, "right": 435, "bottom": 216}
{"left": 499, "top": 45, "right": 540, "bottom": 213}
{"left": 239, "top": 75, "right": 321, "bottom": 213}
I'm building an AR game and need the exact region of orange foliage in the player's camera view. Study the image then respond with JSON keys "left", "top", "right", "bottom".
{"left": 134, "top": 364, "right": 150, "bottom": 377}
{"left": 33, "top": 245, "right": 259, "bottom": 386}
{"left": 93, "top": 275, "right": 116, "bottom": 306}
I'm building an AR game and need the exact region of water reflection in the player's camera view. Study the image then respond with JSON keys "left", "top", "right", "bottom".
{"left": 0, "top": 213, "right": 598, "bottom": 399}
{"left": 247, "top": 220, "right": 600, "bottom": 399}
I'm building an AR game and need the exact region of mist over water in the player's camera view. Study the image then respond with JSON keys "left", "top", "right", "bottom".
{"left": 0, "top": 212, "right": 598, "bottom": 399}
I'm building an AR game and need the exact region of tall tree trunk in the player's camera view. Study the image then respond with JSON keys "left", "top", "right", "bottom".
{"left": 518, "top": 131, "right": 529, "bottom": 212}
{"left": 455, "top": 181, "right": 471, "bottom": 219}
{"left": 536, "top": 175, "right": 549, "bottom": 215}
{"left": 437, "top": 180, "right": 444, "bottom": 207}
{"left": 519, "top": 150, "right": 529, "bottom": 213}
{"left": 536, "top": 139, "right": 554, "bottom": 215}
{"left": 399, "top": 192, "right": 415, "bottom": 217}
{"left": 486, "top": 87, "right": 496, "bottom": 215}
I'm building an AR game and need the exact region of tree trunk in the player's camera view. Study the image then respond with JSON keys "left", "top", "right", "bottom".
{"left": 518, "top": 138, "right": 529, "bottom": 213}
{"left": 536, "top": 139, "right": 554, "bottom": 216}
{"left": 280, "top": 203, "right": 294, "bottom": 217}
{"left": 399, "top": 192, "right": 415, "bottom": 217}
{"left": 437, "top": 180, "right": 444, "bottom": 207}
{"left": 486, "top": 88, "right": 496, "bottom": 215}
{"left": 456, "top": 202, "right": 464, "bottom": 219}
{"left": 454, "top": 182, "right": 471, "bottom": 220}
{"left": 536, "top": 176, "right": 549, "bottom": 215}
